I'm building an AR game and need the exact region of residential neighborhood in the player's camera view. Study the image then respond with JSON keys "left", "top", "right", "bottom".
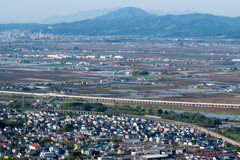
{"left": 0, "top": 109, "right": 238, "bottom": 159}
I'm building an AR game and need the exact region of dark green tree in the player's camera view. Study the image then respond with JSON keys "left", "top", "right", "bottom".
{"left": 62, "top": 124, "right": 74, "bottom": 132}
{"left": 157, "top": 109, "right": 163, "bottom": 115}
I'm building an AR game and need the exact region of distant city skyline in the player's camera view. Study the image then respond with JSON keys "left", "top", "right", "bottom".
{"left": 1, "top": 0, "right": 240, "bottom": 23}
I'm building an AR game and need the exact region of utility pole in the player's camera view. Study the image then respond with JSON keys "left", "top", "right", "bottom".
{"left": 22, "top": 96, "right": 24, "bottom": 108}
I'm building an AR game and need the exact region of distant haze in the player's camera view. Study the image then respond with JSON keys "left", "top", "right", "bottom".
{"left": 1, "top": 0, "right": 240, "bottom": 23}
{"left": 40, "top": 8, "right": 121, "bottom": 24}
{"left": 41, "top": 8, "right": 199, "bottom": 24}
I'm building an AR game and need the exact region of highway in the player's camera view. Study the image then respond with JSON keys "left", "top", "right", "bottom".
{"left": 0, "top": 90, "right": 239, "bottom": 108}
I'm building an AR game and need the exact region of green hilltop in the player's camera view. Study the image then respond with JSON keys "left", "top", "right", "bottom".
{"left": 95, "top": 7, "right": 155, "bottom": 19}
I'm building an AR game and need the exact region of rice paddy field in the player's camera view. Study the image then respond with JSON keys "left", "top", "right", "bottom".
{"left": 1, "top": 36, "right": 240, "bottom": 113}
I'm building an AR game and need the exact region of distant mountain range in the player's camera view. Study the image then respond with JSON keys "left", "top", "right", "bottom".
{"left": 1, "top": 7, "right": 240, "bottom": 38}
{"left": 40, "top": 8, "right": 121, "bottom": 24}
{"left": 40, "top": 7, "right": 199, "bottom": 24}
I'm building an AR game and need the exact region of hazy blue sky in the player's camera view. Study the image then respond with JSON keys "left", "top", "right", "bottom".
{"left": 1, "top": 0, "right": 240, "bottom": 23}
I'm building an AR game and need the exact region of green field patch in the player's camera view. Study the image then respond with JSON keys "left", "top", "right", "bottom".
{"left": 114, "top": 84, "right": 166, "bottom": 88}
{"left": 131, "top": 74, "right": 181, "bottom": 79}
{"left": 33, "top": 64, "right": 74, "bottom": 67}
